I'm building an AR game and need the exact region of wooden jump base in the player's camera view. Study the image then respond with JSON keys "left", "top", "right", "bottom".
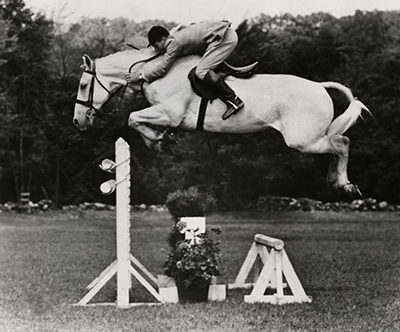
{"left": 228, "top": 234, "right": 312, "bottom": 304}
{"left": 75, "top": 138, "right": 164, "bottom": 308}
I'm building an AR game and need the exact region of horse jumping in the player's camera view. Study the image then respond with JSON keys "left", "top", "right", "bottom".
{"left": 73, "top": 48, "right": 370, "bottom": 199}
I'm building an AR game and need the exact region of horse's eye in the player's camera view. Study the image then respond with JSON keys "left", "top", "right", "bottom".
{"left": 80, "top": 83, "right": 87, "bottom": 89}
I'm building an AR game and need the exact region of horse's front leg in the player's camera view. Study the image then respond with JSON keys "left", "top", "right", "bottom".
{"left": 128, "top": 104, "right": 178, "bottom": 154}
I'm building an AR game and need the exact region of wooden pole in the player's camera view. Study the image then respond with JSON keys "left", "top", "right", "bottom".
{"left": 75, "top": 138, "right": 163, "bottom": 307}
{"left": 115, "top": 138, "right": 131, "bottom": 307}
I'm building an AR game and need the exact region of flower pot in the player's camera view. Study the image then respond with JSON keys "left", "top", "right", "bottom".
{"left": 176, "top": 280, "right": 209, "bottom": 302}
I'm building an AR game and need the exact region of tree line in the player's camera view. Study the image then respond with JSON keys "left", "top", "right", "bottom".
{"left": 0, "top": 0, "right": 399, "bottom": 209}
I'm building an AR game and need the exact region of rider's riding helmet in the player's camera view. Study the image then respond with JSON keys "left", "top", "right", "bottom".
{"left": 148, "top": 26, "right": 169, "bottom": 46}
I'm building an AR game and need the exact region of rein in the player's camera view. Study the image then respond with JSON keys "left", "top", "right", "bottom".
{"left": 125, "top": 52, "right": 161, "bottom": 107}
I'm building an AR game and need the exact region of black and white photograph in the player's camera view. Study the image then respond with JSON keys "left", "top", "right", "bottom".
{"left": 0, "top": 0, "right": 399, "bottom": 331}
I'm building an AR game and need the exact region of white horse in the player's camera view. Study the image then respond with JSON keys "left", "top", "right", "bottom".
{"left": 73, "top": 48, "right": 370, "bottom": 199}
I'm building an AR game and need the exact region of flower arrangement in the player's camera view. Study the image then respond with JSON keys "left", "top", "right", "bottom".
{"left": 165, "top": 186, "right": 217, "bottom": 257}
{"left": 164, "top": 221, "right": 222, "bottom": 287}
{"left": 163, "top": 187, "right": 221, "bottom": 301}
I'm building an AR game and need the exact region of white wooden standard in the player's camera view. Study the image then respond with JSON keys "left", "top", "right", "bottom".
{"left": 228, "top": 234, "right": 312, "bottom": 304}
{"left": 75, "top": 138, "right": 164, "bottom": 308}
{"left": 116, "top": 137, "right": 131, "bottom": 307}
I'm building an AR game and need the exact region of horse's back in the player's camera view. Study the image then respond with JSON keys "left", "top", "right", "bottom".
{"left": 198, "top": 73, "right": 334, "bottom": 136}
{"left": 235, "top": 74, "right": 328, "bottom": 99}
{"left": 231, "top": 73, "right": 333, "bottom": 115}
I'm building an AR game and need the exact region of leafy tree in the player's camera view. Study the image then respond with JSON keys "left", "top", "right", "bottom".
{"left": 0, "top": 0, "right": 54, "bottom": 202}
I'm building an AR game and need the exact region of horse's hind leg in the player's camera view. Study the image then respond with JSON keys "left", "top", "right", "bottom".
{"left": 324, "top": 135, "right": 362, "bottom": 198}
{"left": 294, "top": 134, "right": 362, "bottom": 199}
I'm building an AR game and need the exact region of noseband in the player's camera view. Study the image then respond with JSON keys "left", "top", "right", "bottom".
{"left": 75, "top": 60, "right": 123, "bottom": 115}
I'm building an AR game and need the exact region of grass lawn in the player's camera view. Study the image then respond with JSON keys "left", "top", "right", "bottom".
{"left": 0, "top": 209, "right": 399, "bottom": 332}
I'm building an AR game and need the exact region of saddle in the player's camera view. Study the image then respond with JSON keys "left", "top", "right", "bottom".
{"left": 188, "top": 61, "right": 258, "bottom": 130}
{"left": 188, "top": 61, "right": 258, "bottom": 100}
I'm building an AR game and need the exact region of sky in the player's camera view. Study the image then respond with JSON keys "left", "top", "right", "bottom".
{"left": 24, "top": 0, "right": 400, "bottom": 25}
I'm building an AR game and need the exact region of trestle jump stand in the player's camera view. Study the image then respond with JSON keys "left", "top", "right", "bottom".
{"left": 229, "top": 234, "right": 311, "bottom": 304}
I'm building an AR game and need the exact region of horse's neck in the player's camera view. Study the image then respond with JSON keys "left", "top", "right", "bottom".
{"left": 96, "top": 61, "right": 126, "bottom": 84}
{"left": 96, "top": 50, "right": 147, "bottom": 84}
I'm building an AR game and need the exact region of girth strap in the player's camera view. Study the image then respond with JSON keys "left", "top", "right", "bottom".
{"left": 196, "top": 98, "right": 209, "bottom": 131}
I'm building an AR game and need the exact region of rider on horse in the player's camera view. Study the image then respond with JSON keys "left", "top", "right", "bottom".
{"left": 125, "top": 20, "right": 244, "bottom": 120}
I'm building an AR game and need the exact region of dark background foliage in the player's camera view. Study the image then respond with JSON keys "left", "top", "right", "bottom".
{"left": 0, "top": 0, "right": 399, "bottom": 208}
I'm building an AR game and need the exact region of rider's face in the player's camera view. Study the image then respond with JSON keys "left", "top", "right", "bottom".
{"left": 154, "top": 37, "right": 167, "bottom": 54}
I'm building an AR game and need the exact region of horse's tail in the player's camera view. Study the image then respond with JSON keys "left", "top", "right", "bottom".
{"left": 321, "top": 82, "right": 371, "bottom": 136}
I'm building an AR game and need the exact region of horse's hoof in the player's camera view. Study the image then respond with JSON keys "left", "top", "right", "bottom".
{"left": 342, "top": 183, "right": 363, "bottom": 200}
{"left": 166, "top": 132, "right": 179, "bottom": 145}
{"left": 162, "top": 130, "right": 179, "bottom": 145}
{"left": 154, "top": 141, "right": 174, "bottom": 155}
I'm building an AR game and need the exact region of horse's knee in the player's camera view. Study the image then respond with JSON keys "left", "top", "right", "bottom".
{"left": 128, "top": 113, "right": 139, "bottom": 127}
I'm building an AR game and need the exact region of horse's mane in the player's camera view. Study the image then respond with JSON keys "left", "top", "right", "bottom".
{"left": 97, "top": 48, "right": 157, "bottom": 65}
{"left": 145, "top": 54, "right": 200, "bottom": 74}
{"left": 100, "top": 49, "right": 134, "bottom": 61}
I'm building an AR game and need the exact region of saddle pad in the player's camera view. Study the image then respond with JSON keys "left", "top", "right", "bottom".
{"left": 188, "top": 67, "right": 219, "bottom": 100}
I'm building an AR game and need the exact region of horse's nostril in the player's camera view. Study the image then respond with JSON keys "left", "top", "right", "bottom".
{"left": 73, "top": 119, "right": 79, "bottom": 127}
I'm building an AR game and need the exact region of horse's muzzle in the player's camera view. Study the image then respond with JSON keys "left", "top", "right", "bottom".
{"left": 73, "top": 118, "right": 87, "bottom": 131}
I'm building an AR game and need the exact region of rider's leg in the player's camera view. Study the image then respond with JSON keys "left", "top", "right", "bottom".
{"left": 203, "top": 70, "right": 244, "bottom": 120}
{"left": 195, "top": 27, "right": 244, "bottom": 120}
{"left": 195, "top": 27, "right": 238, "bottom": 79}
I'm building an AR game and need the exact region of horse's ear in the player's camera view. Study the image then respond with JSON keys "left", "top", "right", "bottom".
{"left": 81, "top": 54, "right": 92, "bottom": 71}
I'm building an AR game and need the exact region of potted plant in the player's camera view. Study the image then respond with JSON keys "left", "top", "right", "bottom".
{"left": 163, "top": 221, "right": 222, "bottom": 302}
{"left": 163, "top": 187, "right": 221, "bottom": 302}
{"left": 165, "top": 187, "right": 217, "bottom": 222}
{"left": 165, "top": 186, "right": 217, "bottom": 249}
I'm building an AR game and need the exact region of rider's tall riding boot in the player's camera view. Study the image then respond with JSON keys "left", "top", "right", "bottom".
{"left": 203, "top": 70, "right": 244, "bottom": 120}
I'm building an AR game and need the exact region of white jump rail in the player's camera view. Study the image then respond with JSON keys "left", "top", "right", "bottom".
{"left": 75, "top": 138, "right": 164, "bottom": 308}
{"left": 228, "top": 234, "right": 312, "bottom": 304}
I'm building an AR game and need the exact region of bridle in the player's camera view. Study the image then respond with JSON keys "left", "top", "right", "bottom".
{"left": 75, "top": 60, "right": 123, "bottom": 116}
{"left": 75, "top": 52, "right": 161, "bottom": 117}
